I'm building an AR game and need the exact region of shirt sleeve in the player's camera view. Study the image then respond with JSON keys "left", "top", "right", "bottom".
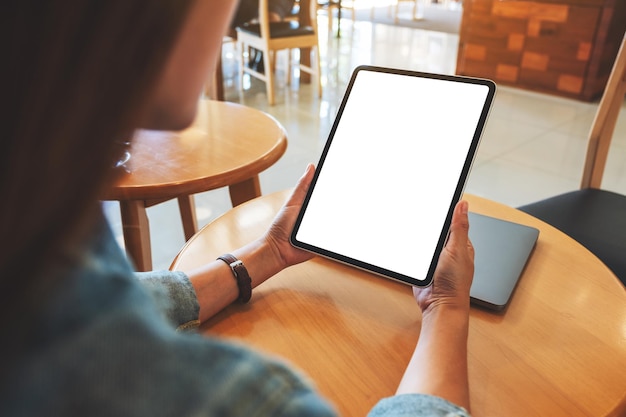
{"left": 368, "top": 394, "right": 471, "bottom": 417}
{"left": 135, "top": 270, "right": 201, "bottom": 331}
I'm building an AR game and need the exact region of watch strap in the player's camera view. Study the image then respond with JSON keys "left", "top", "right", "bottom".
{"left": 217, "top": 254, "right": 252, "bottom": 303}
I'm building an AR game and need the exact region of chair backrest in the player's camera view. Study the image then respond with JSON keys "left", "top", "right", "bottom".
{"left": 257, "top": 0, "right": 318, "bottom": 38}
{"left": 581, "top": 33, "right": 626, "bottom": 189}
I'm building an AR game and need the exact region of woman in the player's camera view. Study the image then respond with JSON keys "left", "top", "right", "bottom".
{"left": 1, "top": 1, "right": 474, "bottom": 416}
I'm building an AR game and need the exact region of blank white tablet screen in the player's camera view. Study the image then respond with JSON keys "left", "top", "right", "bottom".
{"left": 293, "top": 68, "right": 492, "bottom": 285}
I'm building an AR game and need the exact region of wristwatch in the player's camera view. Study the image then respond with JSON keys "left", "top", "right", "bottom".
{"left": 217, "top": 254, "right": 252, "bottom": 303}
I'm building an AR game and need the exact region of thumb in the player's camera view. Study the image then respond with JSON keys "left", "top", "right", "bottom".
{"left": 285, "top": 164, "right": 315, "bottom": 207}
{"left": 446, "top": 200, "right": 471, "bottom": 251}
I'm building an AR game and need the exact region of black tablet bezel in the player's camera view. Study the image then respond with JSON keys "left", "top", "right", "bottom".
{"left": 290, "top": 65, "right": 496, "bottom": 287}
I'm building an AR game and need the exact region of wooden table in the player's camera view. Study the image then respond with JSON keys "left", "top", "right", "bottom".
{"left": 171, "top": 190, "right": 626, "bottom": 417}
{"left": 102, "top": 100, "right": 287, "bottom": 271}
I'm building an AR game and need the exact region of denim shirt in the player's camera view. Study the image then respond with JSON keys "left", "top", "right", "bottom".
{"left": 2, "top": 215, "right": 470, "bottom": 417}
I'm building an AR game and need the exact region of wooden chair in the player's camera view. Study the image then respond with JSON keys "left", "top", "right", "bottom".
{"left": 236, "top": 0, "right": 322, "bottom": 105}
{"left": 518, "top": 34, "right": 626, "bottom": 286}
{"left": 390, "top": 0, "right": 422, "bottom": 23}
{"left": 317, "top": 0, "right": 357, "bottom": 33}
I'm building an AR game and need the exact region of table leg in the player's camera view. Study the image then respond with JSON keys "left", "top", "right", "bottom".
{"left": 299, "top": 0, "right": 312, "bottom": 84}
{"left": 206, "top": 47, "right": 225, "bottom": 101}
{"left": 228, "top": 176, "right": 262, "bottom": 206}
{"left": 336, "top": 0, "right": 342, "bottom": 38}
{"left": 178, "top": 195, "right": 198, "bottom": 241}
{"left": 300, "top": 47, "right": 312, "bottom": 84}
{"left": 119, "top": 200, "right": 152, "bottom": 272}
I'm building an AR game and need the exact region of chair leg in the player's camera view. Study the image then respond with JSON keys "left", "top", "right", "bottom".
{"left": 271, "top": 49, "right": 277, "bottom": 74}
{"left": 264, "top": 47, "right": 275, "bottom": 105}
{"left": 393, "top": 0, "right": 400, "bottom": 24}
{"left": 327, "top": 5, "right": 334, "bottom": 32}
{"left": 287, "top": 49, "right": 292, "bottom": 86}
{"left": 315, "top": 46, "right": 322, "bottom": 98}
{"left": 415, "top": 0, "right": 426, "bottom": 19}
{"left": 238, "top": 41, "right": 245, "bottom": 94}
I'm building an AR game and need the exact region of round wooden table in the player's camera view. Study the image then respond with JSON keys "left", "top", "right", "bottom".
{"left": 171, "top": 190, "right": 626, "bottom": 417}
{"left": 102, "top": 100, "right": 287, "bottom": 271}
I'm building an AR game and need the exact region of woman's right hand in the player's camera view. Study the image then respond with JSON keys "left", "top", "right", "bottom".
{"left": 261, "top": 164, "right": 317, "bottom": 270}
{"left": 395, "top": 200, "right": 474, "bottom": 411}
{"left": 413, "top": 200, "right": 475, "bottom": 315}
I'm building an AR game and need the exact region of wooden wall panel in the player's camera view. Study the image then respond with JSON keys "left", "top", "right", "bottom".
{"left": 456, "top": 0, "right": 626, "bottom": 101}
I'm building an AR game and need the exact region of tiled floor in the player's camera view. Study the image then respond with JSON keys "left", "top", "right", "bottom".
{"left": 104, "top": 5, "right": 626, "bottom": 270}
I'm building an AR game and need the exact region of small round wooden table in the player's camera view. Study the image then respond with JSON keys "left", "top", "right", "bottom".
{"left": 171, "top": 190, "right": 626, "bottom": 417}
{"left": 102, "top": 100, "right": 287, "bottom": 271}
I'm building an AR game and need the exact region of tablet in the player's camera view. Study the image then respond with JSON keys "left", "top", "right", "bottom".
{"left": 290, "top": 66, "right": 496, "bottom": 287}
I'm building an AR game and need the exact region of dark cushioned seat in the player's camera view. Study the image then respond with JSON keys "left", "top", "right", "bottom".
{"left": 238, "top": 21, "right": 314, "bottom": 38}
{"left": 518, "top": 189, "right": 626, "bottom": 286}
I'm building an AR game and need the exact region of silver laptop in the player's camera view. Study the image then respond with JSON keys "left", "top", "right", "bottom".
{"left": 468, "top": 212, "right": 539, "bottom": 311}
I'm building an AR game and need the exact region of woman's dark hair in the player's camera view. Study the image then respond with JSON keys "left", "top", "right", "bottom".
{"left": 0, "top": 1, "right": 196, "bottom": 317}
